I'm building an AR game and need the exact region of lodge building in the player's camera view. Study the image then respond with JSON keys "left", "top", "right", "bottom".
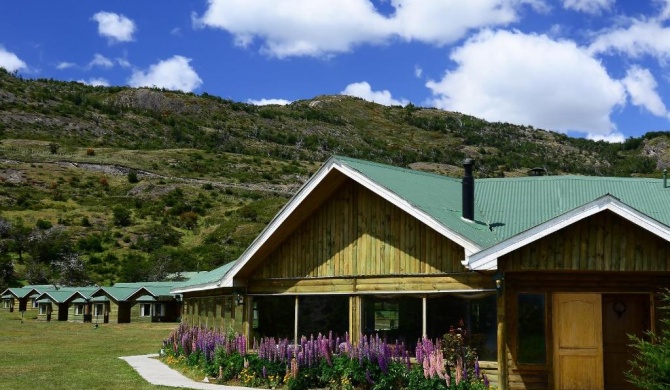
{"left": 173, "top": 156, "right": 670, "bottom": 390}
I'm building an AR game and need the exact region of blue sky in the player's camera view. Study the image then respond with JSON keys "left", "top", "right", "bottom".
{"left": 2, "top": 1, "right": 670, "bottom": 141}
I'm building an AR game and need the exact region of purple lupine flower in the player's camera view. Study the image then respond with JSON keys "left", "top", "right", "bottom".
{"left": 474, "top": 358, "right": 480, "bottom": 379}
{"left": 483, "top": 373, "right": 489, "bottom": 388}
{"left": 262, "top": 366, "right": 267, "bottom": 379}
{"left": 365, "top": 368, "right": 374, "bottom": 385}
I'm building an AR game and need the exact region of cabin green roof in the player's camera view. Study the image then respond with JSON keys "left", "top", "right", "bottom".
{"left": 35, "top": 290, "right": 80, "bottom": 304}
{"left": 2, "top": 287, "right": 38, "bottom": 299}
{"left": 171, "top": 262, "right": 236, "bottom": 293}
{"left": 334, "top": 156, "right": 670, "bottom": 248}
{"left": 92, "top": 287, "right": 139, "bottom": 302}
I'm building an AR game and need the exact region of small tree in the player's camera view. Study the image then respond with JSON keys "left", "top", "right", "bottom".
{"left": 626, "top": 290, "right": 670, "bottom": 389}
{"left": 112, "top": 206, "right": 132, "bottom": 227}
{"left": 48, "top": 143, "right": 60, "bottom": 154}
{"left": 127, "top": 169, "right": 139, "bottom": 183}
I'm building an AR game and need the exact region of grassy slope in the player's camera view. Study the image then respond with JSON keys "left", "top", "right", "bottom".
{"left": 0, "top": 310, "right": 176, "bottom": 390}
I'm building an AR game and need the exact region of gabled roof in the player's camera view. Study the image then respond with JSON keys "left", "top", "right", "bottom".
{"left": 91, "top": 286, "right": 141, "bottom": 302}
{"left": 35, "top": 290, "right": 85, "bottom": 304}
{"left": 174, "top": 156, "right": 670, "bottom": 292}
{"left": 1, "top": 287, "right": 40, "bottom": 299}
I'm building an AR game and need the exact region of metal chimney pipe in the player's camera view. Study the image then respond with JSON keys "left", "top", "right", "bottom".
{"left": 462, "top": 158, "right": 475, "bottom": 221}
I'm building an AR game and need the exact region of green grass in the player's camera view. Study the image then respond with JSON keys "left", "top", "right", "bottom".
{"left": 0, "top": 310, "right": 180, "bottom": 390}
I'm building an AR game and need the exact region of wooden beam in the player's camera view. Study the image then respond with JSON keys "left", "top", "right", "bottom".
{"left": 294, "top": 296, "right": 299, "bottom": 344}
{"left": 422, "top": 296, "right": 427, "bottom": 338}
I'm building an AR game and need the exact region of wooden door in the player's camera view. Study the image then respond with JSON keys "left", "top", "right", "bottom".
{"left": 553, "top": 293, "right": 604, "bottom": 390}
{"left": 602, "top": 294, "right": 649, "bottom": 390}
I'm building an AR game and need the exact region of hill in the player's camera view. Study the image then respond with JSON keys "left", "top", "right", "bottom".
{"left": 1, "top": 68, "right": 669, "bottom": 288}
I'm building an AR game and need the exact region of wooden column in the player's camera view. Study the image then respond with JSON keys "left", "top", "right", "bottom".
{"left": 422, "top": 296, "right": 427, "bottom": 338}
{"left": 294, "top": 296, "right": 299, "bottom": 344}
{"left": 497, "top": 284, "right": 508, "bottom": 390}
{"left": 242, "top": 296, "right": 253, "bottom": 351}
{"left": 349, "top": 295, "right": 362, "bottom": 343}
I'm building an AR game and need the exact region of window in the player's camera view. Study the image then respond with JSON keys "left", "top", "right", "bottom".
{"left": 2, "top": 299, "right": 10, "bottom": 309}
{"left": 517, "top": 293, "right": 546, "bottom": 364}
{"left": 363, "top": 296, "right": 422, "bottom": 344}
{"left": 32, "top": 299, "right": 38, "bottom": 308}
{"left": 140, "top": 303, "right": 152, "bottom": 317}
{"left": 154, "top": 303, "right": 163, "bottom": 317}
{"left": 94, "top": 303, "right": 104, "bottom": 317}
{"left": 39, "top": 303, "right": 49, "bottom": 315}
{"left": 74, "top": 304, "right": 84, "bottom": 316}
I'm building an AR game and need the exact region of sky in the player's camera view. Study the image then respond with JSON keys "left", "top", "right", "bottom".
{"left": 3, "top": 1, "right": 670, "bottom": 142}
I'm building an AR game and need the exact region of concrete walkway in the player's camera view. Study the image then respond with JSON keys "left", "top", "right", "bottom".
{"left": 119, "top": 354, "right": 264, "bottom": 390}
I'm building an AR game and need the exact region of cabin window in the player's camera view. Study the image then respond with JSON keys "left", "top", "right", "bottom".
{"left": 298, "top": 296, "right": 348, "bottom": 337}
{"left": 74, "top": 304, "right": 84, "bottom": 315}
{"left": 363, "top": 296, "right": 421, "bottom": 345}
{"left": 94, "top": 303, "right": 104, "bottom": 317}
{"left": 2, "top": 299, "right": 10, "bottom": 309}
{"left": 154, "top": 303, "right": 164, "bottom": 317}
{"left": 252, "top": 301, "right": 259, "bottom": 329}
{"left": 427, "top": 294, "right": 497, "bottom": 361}
{"left": 517, "top": 293, "right": 547, "bottom": 364}
{"left": 39, "top": 303, "right": 49, "bottom": 315}
{"left": 254, "top": 296, "right": 295, "bottom": 339}
{"left": 32, "top": 298, "right": 38, "bottom": 308}
{"left": 140, "top": 304, "right": 152, "bottom": 317}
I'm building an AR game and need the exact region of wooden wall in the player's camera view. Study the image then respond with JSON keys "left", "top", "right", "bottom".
{"left": 504, "top": 210, "right": 670, "bottom": 272}
{"left": 251, "top": 180, "right": 466, "bottom": 283}
{"left": 183, "top": 294, "right": 244, "bottom": 334}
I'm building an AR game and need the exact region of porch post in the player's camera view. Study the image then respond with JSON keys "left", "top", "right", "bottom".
{"left": 294, "top": 296, "right": 299, "bottom": 344}
{"left": 497, "top": 279, "right": 508, "bottom": 390}
{"left": 349, "top": 295, "right": 362, "bottom": 343}
{"left": 242, "top": 296, "right": 253, "bottom": 352}
{"left": 422, "top": 296, "right": 427, "bottom": 338}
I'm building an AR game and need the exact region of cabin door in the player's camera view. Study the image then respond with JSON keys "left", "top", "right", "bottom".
{"left": 552, "top": 293, "right": 604, "bottom": 390}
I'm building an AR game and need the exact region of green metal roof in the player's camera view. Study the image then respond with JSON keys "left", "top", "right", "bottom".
{"left": 90, "top": 295, "right": 109, "bottom": 302}
{"left": 171, "top": 261, "right": 236, "bottom": 292}
{"left": 71, "top": 298, "right": 88, "bottom": 303}
{"left": 92, "top": 287, "right": 138, "bottom": 302}
{"left": 334, "top": 156, "right": 670, "bottom": 248}
{"left": 135, "top": 294, "right": 156, "bottom": 302}
{"left": 35, "top": 290, "right": 80, "bottom": 304}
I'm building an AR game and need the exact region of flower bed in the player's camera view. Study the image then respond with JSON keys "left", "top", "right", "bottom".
{"left": 162, "top": 324, "right": 491, "bottom": 390}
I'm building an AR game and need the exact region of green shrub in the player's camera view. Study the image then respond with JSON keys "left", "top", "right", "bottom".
{"left": 626, "top": 290, "right": 670, "bottom": 390}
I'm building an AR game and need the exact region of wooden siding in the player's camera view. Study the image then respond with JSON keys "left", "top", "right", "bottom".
{"left": 503, "top": 273, "right": 670, "bottom": 390}
{"left": 504, "top": 211, "right": 670, "bottom": 272}
{"left": 248, "top": 274, "right": 492, "bottom": 295}
{"left": 252, "top": 181, "right": 466, "bottom": 282}
{"left": 184, "top": 295, "right": 244, "bottom": 333}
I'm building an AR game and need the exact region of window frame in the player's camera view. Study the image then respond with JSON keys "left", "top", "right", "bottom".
{"left": 93, "top": 303, "right": 104, "bottom": 317}
{"left": 74, "top": 304, "right": 84, "bottom": 316}
{"left": 139, "top": 303, "right": 152, "bottom": 317}
{"left": 2, "top": 299, "right": 10, "bottom": 309}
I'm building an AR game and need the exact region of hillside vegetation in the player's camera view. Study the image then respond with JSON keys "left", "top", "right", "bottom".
{"left": 1, "top": 68, "right": 669, "bottom": 288}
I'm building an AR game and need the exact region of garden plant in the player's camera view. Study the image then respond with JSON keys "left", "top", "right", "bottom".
{"left": 162, "top": 323, "right": 491, "bottom": 389}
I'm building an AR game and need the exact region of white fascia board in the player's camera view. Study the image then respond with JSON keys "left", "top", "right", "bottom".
{"left": 467, "top": 195, "right": 670, "bottom": 271}
{"left": 337, "top": 163, "right": 481, "bottom": 255}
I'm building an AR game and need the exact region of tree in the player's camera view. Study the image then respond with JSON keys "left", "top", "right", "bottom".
{"left": 112, "top": 206, "right": 132, "bottom": 227}
{"left": 127, "top": 169, "right": 139, "bottom": 183}
{"left": 119, "top": 252, "right": 150, "bottom": 282}
{"left": 53, "top": 253, "right": 90, "bottom": 286}
{"left": 626, "top": 290, "right": 670, "bottom": 390}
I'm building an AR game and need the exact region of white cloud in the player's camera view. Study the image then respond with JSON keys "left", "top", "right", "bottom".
{"left": 56, "top": 61, "right": 75, "bottom": 70}
{"left": 341, "top": 81, "right": 408, "bottom": 106}
{"left": 78, "top": 78, "right": 110, "bottom": 87}
{"left": 194, "top": 0, "right": 536, "bottom": 58}
{"left": 588, "top": 132, "right": 625, "bottom": 143}
{"left": 88, "top": 53, "right": 114, "bottom": 69}
{"left": 247, "top": 98, "right": 291, "bottom": 106}
{"left": 0, "top": 46, "right": 27, "bottom": 72}
{"left": 116, "top": 57, "right": 131, "bottom": 68}
{"left": 92, "top": 11, "right": 136, "bottom": 43}
{"left": 622, "top": 66, "right": 669, "bottom": 118}
{"left": 426, "top": 30, "right": 625, "bottom": 137}
{"left": 128, "top": 55, "right": 202, "bottom": 92}
{"left": 414, "top": 65, "right": 423, "bottom": 78}
{"left": 562, "top": 0, "right": 613, "bottom": 14}
{"left": 588, "top": 20, "right": 670, "bottom": 61}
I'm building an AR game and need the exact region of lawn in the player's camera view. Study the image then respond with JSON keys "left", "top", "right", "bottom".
{"left": 0, "top": 310, "right": 181, "bottom": 390}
